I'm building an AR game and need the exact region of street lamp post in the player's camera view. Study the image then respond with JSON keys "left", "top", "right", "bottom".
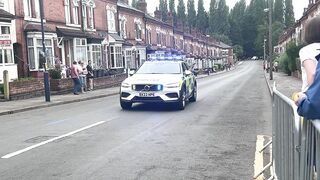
{"left": 39, "top": 0, "right": 50, "bottom": 102}
{"left": 268, "top": 0, "right": 273, "bottom": 80}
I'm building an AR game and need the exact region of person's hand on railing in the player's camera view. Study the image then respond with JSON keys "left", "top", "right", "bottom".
{"left": 292, "top": 92, "right": 307, "bottom": 105}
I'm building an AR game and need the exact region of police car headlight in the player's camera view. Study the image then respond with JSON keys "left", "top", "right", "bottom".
{"left": 121, "top": 82, "right": 131, "bottom": 89}
{"left": 165, "top": 82, "right": 180, "bottom": 88}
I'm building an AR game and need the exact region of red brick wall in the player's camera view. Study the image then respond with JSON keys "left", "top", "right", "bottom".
{"left": 94, "top": 74, "right": 127, "bottom": 88}
{"left": 95, "top": 0, "right": 107, "bottom": 31}
{"left": 45, "top": 0, "right": 65, "bottom": 24}
{"left": 50, "top": 78, "right": 73, "bottom": 92}
{"left": 9, "top": 79, "right": 44, "bottom": 100}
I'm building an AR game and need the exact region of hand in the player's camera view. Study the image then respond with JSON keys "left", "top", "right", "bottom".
{"left": 293, "top": 92, "right": 306, "bottom": 105}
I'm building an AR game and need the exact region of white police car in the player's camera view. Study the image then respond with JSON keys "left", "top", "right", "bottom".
{"left": 120, "top": 60, "right": 197, "bottom": 110}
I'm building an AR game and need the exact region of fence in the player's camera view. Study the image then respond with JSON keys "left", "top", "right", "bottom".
{"left": 272, "top": 85, "right": 320, "bottom": 180}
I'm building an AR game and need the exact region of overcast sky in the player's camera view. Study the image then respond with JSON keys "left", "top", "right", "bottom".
{"left": 129, "top": 0, "right": 308, "bottom": 20}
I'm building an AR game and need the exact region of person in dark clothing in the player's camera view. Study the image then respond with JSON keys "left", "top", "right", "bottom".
{"left": 86, "top": 60, "right": 94, "bottom": 91}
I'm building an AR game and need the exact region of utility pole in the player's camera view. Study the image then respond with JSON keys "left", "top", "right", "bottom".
{"left": 39, "top": 0, "right": 51, "bottom": 102}
{"left": 268, "top": 0, "right": 273, "bottom": 80}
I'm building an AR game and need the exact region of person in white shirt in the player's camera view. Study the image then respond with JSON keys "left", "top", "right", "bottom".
{"left": 295, "top": 16, "right": 320, "bottom": 104}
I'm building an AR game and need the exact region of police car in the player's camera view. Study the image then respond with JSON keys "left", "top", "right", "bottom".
{"left": 120, "top": 60, "right": 197, "bottom": 110}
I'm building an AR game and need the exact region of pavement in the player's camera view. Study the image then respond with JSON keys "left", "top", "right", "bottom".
{"left": 0, "top": 61, "right": 302, "bottom": 116}
{"left": 264, "top": 70, "right": 302, "bottom": 97}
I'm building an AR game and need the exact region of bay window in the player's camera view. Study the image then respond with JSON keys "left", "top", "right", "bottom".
{"left": 87, "top": 44, "right": 102, "bottom": 69}
{"left": 74, "top": 38, "right": 87, "bottom": 63}
{"left": 110, "top": 45, "right": 122, "bottom": 68}
{"left": 27, "top": 37, "right": 54, "bottom": 70}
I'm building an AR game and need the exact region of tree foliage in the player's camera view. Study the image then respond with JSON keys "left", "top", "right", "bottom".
{"left": 131, "top": 0, "right": 137, "bottom": 8}
{"left": 177, "top": 0, "right": 186, "bottom": 22}
{"left": 187, "top": 0, "right": 196, "bottom": 28}
{"left": 159, "top": 0, "right": 168, "bottom": 22}
{"left": 274, "top": 0, "right": 284, "bottom": 23}
{"left": 196, "top": 0, "right": 207, "bottom": 33}
{"left": 284, "top": 0, "right": 295, "bottom": 28}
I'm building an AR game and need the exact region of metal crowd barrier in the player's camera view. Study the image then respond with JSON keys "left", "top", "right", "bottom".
{"left": 272, "top": 85, "right": 319, "bottom": 180}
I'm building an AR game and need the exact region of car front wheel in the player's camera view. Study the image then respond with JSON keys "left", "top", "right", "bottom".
{"left": 177, "top": 88, "right": 186, "bottom": 110}
{"left": 189, "top": 84, "right": 197, "bottom": 102}
{"left": 120, "top": 100, "right": 132, "bottom": 110}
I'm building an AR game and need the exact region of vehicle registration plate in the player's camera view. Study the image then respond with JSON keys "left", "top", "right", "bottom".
{"left": 139, "top": 92, "right": 155, "bottom": 97}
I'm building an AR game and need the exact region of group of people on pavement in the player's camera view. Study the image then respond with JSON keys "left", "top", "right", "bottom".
{"left": 70, "top": 60, "right": 94, "bottom": 95}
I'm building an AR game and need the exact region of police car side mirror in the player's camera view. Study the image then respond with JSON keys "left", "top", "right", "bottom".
{"left": 185, "top": 70, "right": 192, "bottom": 76}
{"left": 129, "top": 70, "right": 135, "bottom": 76}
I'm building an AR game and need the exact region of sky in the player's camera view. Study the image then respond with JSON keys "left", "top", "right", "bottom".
{"left": 129, "top": 0, "right": 309, "bottom": 20}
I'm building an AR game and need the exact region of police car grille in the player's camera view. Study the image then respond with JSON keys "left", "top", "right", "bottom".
{"left": 134, "top": 84, "right": 162, "bottom": 91}
{"left": 132, "top": 96, "right": 163, "bottom": 101}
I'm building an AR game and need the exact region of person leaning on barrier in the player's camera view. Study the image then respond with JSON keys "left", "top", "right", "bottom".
{"left": 294, "top": 15, "right": 320, "bottom": 110}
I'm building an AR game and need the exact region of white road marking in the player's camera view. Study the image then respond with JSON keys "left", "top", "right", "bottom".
{"left": 1, "top": 121, "right": 106, "bottom": 159}
{"left": 254, "top": 135, "right": 265, "bottom": 180}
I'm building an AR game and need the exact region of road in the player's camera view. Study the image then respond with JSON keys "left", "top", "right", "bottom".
{"left": 0, "top": 61, "right": 272, "bottom": 180}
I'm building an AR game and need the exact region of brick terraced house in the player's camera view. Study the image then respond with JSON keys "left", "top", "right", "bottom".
{"left": 4, "top": 0, "right": 233, "bottom": 81}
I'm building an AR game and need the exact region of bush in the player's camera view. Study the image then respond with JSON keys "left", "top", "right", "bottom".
{"left": 277, "top": 52, "right": 291, "bottom": 75}
{"left": 48, "top": 69, "right": 62, "bottom": 79}
{"left": 13, "top": 77, "right": 35, "bottom": 82}
{"left": 0, "top": 84, "right": 3, "bottom": 94}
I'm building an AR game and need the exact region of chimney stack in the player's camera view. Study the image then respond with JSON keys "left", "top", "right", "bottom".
{"left": 154, "top": 8, "right": 161, "bottom": 20}
{"left": 166, "top": 12, "right": 173, "bottom": 25}
{"left": 137, "top": 0, "right": 147, "bottom": 13}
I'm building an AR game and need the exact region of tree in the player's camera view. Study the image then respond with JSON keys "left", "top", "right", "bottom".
{"left": 284, "top": 0, "right": 295, "bottom": 28}
{"left": 274, "top": 0, "right": 284, "bottom": 23}
{"left": 131, "top": 0, "right": 137, "bottom": 8}
{"left": 229, "top": 0, "right": 246, "bottom": 46}
{"left": 177, "top": 0, "right": 186, "bottom": 22}
{"left": 169, "top": 0, "right": 177, "bottom": 25}
{"left": 196, "top": 0, "right": 207, "bottom": 33}
{"left": 212, "top": 0, "right": 230, "bottom": 35}
{"left": 187, "top": 0, "right": 196, "bottom": 28}
{"left": 208, "top": 0, "right": 217, "bottom": 34}
{"left": 159, "top": 0, "right": 168, "bottom": 22}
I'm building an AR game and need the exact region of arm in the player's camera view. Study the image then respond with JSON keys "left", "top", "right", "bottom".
{"left": 303, "top": 59, "right": 317, "bottom": 86}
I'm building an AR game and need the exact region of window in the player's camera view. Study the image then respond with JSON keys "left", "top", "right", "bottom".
{"left": 119, "top": 18, "right": 126, "bottom": 38}
{"left": 0, "top": 49, "right": 13, "bottom": 65}
{"left": 157, "top": 32, "right": 161, "bottom": 45}
{"left": 27, "top": 37, "right": 54, "bottom": 70}
{"left": 74, "top": 38, "right": 87, "bottom": 63}
{"left": 88, "top": 44, "right": 102, "bottom": 69}
{"left": 87, "top": 6, "right": 94, "bottom": 29}
{"left": 125, "top": 50, "right": 134, "bottom": 69}
{"left": 1, "top": 26, "right": 10, "bottom": 34}
{"left": 110, "top": 45, "right": 123, "bottom": 68}
{"left": 107, "top": 10, "right": 116, "bottom": 32}
{"left": 135, "top": 23, "right": 142, "bottom": 40}
{"left": 65, "top": 0, "right": 81, "bottom": 25}
{"left": 146, "top": 29, "right": 151, "bottom": 44}
{"left": 24, "top": 0, "right": 40, "bottom": 19}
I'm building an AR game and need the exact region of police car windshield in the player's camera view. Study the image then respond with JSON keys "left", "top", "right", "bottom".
{"left": 136, "top": 62, "right": 181, "bottom": 74}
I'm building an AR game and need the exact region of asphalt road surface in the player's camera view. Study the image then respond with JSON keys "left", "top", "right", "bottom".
{"left": 0, "top": 61, "right": 272, "bottom": 180}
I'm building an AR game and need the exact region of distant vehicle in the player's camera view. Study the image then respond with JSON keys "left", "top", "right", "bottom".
{"left": 119, "top": 60, "right": 197, "bottom": 110}
{"left": 251, "top": 56, "right": 258, "bottom": 60}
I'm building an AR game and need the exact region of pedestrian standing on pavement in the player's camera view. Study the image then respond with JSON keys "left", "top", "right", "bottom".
{"left": 86, "top": 60, "right": 94, "bottom": 91}
{"left": 79, "top": 61, "right": 88, "bottom": 93}
{"left": 71, "top": 61, "right": 81, "bottom": 95}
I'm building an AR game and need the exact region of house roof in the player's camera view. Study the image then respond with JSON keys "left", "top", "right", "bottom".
{"left": 56, "top": 27, "right": 87, "bottom": 38}
{"left": 25, "top": 23, "right": 55, "bottom": 32}
{"left": 0, "top": 9, "right": 14, "bottom": 20}
{"left": 117, "top": 2, "right": 144, "bottom": 14}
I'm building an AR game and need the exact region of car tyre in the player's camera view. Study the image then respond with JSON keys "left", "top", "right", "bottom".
{"left": 189, "top": 84, "right": 197, "bottom": 102}
{"left": 120, "top": 100, "right": 132, "bottom": 110}
{"left": 177, "top": 88, "right": 186, "bottom": 110}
